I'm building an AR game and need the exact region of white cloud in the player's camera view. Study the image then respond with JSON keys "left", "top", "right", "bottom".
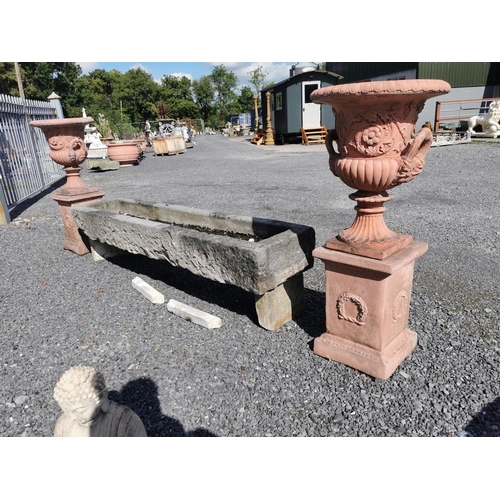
{"left": 130, "top": 63, "right": 151, "bottom": 74}
{"left": 209, "top": 62, "right": 292, "bottom": 91}
{"left": 77, "top": 62, "right": 99, "bottom": 74}
{"left": 170, "top": 72, "right": 193, "bottom": 81}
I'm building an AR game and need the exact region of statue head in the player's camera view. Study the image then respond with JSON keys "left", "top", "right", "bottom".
{"left": 54, "top": 366, "right": 110, "bottom": 427}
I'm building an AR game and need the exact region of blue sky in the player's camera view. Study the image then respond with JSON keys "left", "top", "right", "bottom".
{"left": 77, "top": 62, "right": 297, "bottom": 89}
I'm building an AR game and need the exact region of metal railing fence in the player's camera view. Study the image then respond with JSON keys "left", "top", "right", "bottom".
{"left": 434, "top": 97, "right": 500, "bottom": 131}
{"left": 0, "top": 94, "right": 63, "bottom": 224}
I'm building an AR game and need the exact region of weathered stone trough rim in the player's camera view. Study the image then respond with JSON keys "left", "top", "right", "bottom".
{"left": 71, "top": 198, "right": 316, "bottom": 296}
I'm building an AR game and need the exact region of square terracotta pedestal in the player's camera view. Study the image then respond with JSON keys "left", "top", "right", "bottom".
{"left": 313, "top": 241, "right": 427, "bottom": 379}
{"left": 51, "top": 190, "right": 105, "bottom": 255}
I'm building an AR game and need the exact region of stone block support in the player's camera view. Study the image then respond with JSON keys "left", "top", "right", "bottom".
{"left": 255, "top": 272, "right": 304, "bottom": 330}
{"left": 313, "top": 241, "right": 427, "bottom": 379}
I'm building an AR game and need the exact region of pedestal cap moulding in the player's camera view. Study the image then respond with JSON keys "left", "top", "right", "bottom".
{"left": 311, "top": 79, "right": 451, "bottom": 259}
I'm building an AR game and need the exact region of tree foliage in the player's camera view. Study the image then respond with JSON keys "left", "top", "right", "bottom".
{"left": 248, "top": 65, "right": 269, "bottom": 106}
{"left": 0, "top": 62, "right": 262, "bottom": 133}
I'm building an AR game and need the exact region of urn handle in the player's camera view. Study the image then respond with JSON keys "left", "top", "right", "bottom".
{"left": 325, "top": 129, "right": 340, "bottom": 177}
{"left": 395, "top": 127, "right": 433, "bottom": 185}
{"left": 67, "top": 137, "right": 86, "bottom": 166}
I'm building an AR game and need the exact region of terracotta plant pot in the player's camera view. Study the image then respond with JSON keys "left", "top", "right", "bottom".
{"left": 106, "top": 141, "right": 140, "bottom": 167}
{"left": 311, "top": 79, "right": 451, "bottom": 259}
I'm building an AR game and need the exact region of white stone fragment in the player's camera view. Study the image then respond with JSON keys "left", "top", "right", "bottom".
{"left": 166, "top": 299, "right": 222, "bottom": 329}
{"left": 132, "top": 277, "right": 164, "bottom": 304}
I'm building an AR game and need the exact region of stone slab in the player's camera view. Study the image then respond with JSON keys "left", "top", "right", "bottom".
{"left": 132, "top": 277, "right": 164, "bottom": 304}
{"left": 87, "top": 159, "right": 119, "bottom": 171}
{"left": 166, "top": 299, "right": 222, "bottom": 329}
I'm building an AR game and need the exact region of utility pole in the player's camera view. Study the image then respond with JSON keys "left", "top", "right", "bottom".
{"left": 14, "top": 62, "right": 25, "bottom": 99}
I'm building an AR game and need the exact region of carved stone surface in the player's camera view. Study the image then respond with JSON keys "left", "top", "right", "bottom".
{"left": 311, "top": 80, "right": 451, "bottom": 258}
{"left": 53, "top": 366, "right": 147, "bottom": 437}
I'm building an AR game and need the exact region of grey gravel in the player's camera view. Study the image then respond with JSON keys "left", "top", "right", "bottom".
{"left": 0, "top": 135, "right": 499, "bottom": 437}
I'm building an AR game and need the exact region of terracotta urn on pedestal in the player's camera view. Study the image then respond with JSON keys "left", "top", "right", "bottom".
{"left": 310, "top": 79, "right": 451, "bottom": 379}
{"left": 30, "top": 117, "right": 105, "bottom": 255}
{"left": 106, "top": 141, "right": 140, "bottom": 167}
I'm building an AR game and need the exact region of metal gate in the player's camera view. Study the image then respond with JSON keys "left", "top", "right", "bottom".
{"left": 0, "top": 94, "right": 64, "bottom": 224}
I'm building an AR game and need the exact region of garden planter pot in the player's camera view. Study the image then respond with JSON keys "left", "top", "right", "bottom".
{"left": 29, "top": 117, "right": 105, "bottom": 254}
{"left": 309, "top": 79, "right": 451, "bottom": 379}
{"left": 311, "top": 79, "right": 451, "bottom": 259}
{"left": 107, "top": 141, "right": 140, "bottom": 167}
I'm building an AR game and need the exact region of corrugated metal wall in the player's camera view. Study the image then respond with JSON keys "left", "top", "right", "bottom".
{"left": 326, "top": 63, "right": 418, "bottom": 83}
{"left": 326, "top": 62, "right": 500, "bottom": 88}
{"left": 418, "top": 62, "right": 500, "bottom": 87}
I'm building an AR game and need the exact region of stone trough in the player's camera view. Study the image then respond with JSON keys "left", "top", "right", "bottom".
{"left": 71, "top": 198, "right": 315, "bottom": 330}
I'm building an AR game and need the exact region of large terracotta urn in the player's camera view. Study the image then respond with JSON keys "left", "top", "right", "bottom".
{"left": 30, "top": 117, "right": 105, "bottom": 254}
{"left": 107, "top": 141, "right": 140, "bottom": 167}
{"left": 309, "top": 79, "right": 451, "bottom": 379}
{"left": 311, "top": 79, "right": 451, "bottom": 259}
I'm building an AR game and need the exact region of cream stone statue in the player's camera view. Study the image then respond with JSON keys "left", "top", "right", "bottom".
{"left": 53, "top": 366, "right": 147, "bottom": 437}
{"left": 467, "top": 100, "right": 500, "bottom": 138}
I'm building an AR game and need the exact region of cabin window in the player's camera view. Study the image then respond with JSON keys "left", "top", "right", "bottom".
{"left": 304, "top": 84, "right": 318, "bottom": 104}
{"left": 276, "top": 92, "right": 283, "bottom": 110}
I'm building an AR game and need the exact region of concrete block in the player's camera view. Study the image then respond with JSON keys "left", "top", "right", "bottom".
{"left": 132, "top": 277, "right": 164, "bottom": 304}
{"left": 166, "top": 299, "right": 222, "bottom": 329}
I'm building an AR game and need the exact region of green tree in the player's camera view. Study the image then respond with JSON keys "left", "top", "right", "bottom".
{"left": 0, "top": 63, "right": 18, "bottom": 96}
{"left": 238, "top": 86, "right": 255, "bottom": 113}
{"left": 192, "top": 74, "right": 214, "bottom": 124}
{"left": 210, "top": 65, "right": 239, "bottom": 126}
{"left": 114, "top": 67, "right": 159, "bottom": 124}
{"left": 14, "top": 63, "right": 83, "bottom": 116}
{"left": 248, "top": 65, "right": 268, "bottom": 105}
{"left": 159, "top": 75, "right": 198, "bottom": 119}
{"left": 74, "top": 68, "right": 123, "bottom": 125}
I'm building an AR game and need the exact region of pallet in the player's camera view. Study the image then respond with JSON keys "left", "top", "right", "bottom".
{"left": 251, "top": 131, "right": 266, "bottom": 145}
{"left": 301, "top": 126, "right": 327, "bottom": 145}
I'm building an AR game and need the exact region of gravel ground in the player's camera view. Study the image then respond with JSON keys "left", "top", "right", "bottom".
{"left": 0, "top": 135, "right": 499, "bottom": 437}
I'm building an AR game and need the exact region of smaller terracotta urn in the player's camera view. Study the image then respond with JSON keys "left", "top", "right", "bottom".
{"left": 30, "top": 117, "right": 105, "bottom": 255}
{"left": 107, "top": 141, "right": 140, "bottom": 167}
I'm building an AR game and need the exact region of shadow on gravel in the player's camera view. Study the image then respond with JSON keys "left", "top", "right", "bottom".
{"left": 108, "top": 376, "right": 217, "bottom": 437}
{"left": 8, "top": 177, "right": 66, "bottom": 220}
{"left": 108, "top": 253, "right": 260, "bottom": 325}
{"left": 294, "top": 288, "right": 326, "bottom": 350}
{"left": 464, "top": 396, "right": 500, "bottom": 437}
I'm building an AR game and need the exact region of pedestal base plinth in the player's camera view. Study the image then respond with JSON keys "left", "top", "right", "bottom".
{"left": 51, "top": 189, "right": 105, "bottom": 255}
{"left": 314, "top": 328, "right": 417, "bottom": 380}
{"left": 313, "top": 241, "right": 427, "bottom": 379}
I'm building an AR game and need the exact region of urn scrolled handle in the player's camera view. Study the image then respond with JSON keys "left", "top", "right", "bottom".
{"left": 394, "top": 127, "right": 433, "bottom": 186}
{"left": 67, "top": 137, "right": 87, "bottom": 166}
{"left": 325, "top": 129, "right": 340, "bottom": 177}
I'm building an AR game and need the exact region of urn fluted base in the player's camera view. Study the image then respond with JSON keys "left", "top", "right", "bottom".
{"left": 325, "top": 190, "right": 413, "bottom": 260}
